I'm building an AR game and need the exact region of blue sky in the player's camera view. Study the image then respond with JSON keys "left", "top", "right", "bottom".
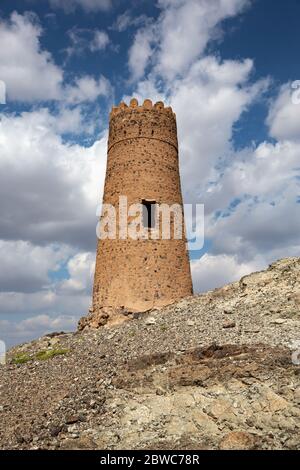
{"left": 0, "top": 0, "right": 300, "bottom": 347}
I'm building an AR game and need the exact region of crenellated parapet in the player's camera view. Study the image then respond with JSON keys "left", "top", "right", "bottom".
{"left": 110, "top": 98, "right": 175, "bottom": 117}
{"left": 108, "top": 98, "right": 178, "bottom": 151}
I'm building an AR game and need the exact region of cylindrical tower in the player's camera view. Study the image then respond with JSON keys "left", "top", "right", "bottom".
{"left": 92, "top": 98, "right": 193, "bottom": 320}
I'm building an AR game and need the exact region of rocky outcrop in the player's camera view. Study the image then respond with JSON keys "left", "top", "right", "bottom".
{"left": 0, "top": 257, "right": 299, "bottom": 450}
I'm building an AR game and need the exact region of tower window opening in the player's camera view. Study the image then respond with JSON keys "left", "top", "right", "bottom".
{"left": 142, "top": 200, "right": 156, "bottom": 229}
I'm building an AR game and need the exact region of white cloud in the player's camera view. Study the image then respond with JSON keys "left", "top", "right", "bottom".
{"left": 0, "top": 13, "right": 112, "bottom": 103}
{"left": 201, "top": 80, "right": 300, "bottom": 262}
{"left": 205, "top": 140, "right": 300, "bottom": 262}
{"left": 0, "top": 241, "right": 69, "bottom": 293}
{"left": 112, "top": 11, "right": 132, "bottom": 32}
{"left": 49, "top": 0, "right": 112, "bottom": 13}
{"left": 155, "top": 0, "right": 249, "bottom": 80}
{"left": 66, "top": 27, "right": 110, "bottom": 57}
{"left": 90, "top": 30, "right": 110, "bottom": 51}
{"left": 209, "top": 140, "right": 300, "bottom": 209}
{"left": 267, "top": 83, "right": 300, "bottom": 142}
{"left": 172, "top": 57, "right": 266, "bottom": 198}
{"left": 0, "top": 12, "right": 63, "bottom": 102}
{"left": 0, "top": 247, "right": 94, "bottom": 346}
{"left": 0, "top": 314, "right": 77, "bottom": 347}
{"left": 59, "top": 252, "right": 95, "bottom": 294}
{"left": 64, "top": 75, "right": 111, "bottom": 104}
{"left": 128, "top": 26, "right": 155, "bottom": 82}
{"left": 0, "top": 109, "right": 107, "bottom": 249}
{"left": 12, "top": 105, "right": 95, "bottom": 135}
{"left": 128, "top": 0, "right": 249, "bottom": 82}
{"left": 111, "top": 11, "right": 147, "bottom": 32}
{"left": 51, "top": 106, "right": 89, "bottom": 134}
{"left": 191, "top": 253, "right": 262, "bottom": 293}
{"left": 0, "top": 282, "right": 90, "bottom": 317}
{"left": 20, "top": 314, "right": 76, "bottom": 330}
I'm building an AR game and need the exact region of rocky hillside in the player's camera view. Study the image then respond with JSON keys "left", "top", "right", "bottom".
{"left": 0, "top": 257, "right": 300, "bottom": 450}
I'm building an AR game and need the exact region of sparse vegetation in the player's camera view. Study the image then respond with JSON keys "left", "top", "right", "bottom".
{"left": 35, "top": 348, "right": 69, "bottom": 361}
{"left": 12, "top": 353, "right": 31, "bottom": 364}
{"left": 11, "top": 348, "right": 69, "bottom": 365}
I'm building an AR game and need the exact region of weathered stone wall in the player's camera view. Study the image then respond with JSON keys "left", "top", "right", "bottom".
{"left": 92, "top": 98, "right": 193, "bottom": 315}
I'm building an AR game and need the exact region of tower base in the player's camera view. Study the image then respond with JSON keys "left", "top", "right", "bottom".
{"left": 77, "top": 295, "right": 189, "bottom": 331}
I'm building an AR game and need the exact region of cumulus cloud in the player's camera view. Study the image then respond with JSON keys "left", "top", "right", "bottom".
{"left": 205, "top": 140, "right": 300, "bottom": 262}
{"left": 155, "top": 0, "right": 249, "bottom": 80}
{"left": 200, "top": 83, "right": 300, "bottom": 267}
{"left": 191, "top": 253, "right": 262, "bottom": 293}
{"left": 14, "top": 314, "right": 76, "bottom": 332}
{"left": 64, "top": 75, "right": 111, "bottom": 104}
{"left": 267, "top": 83, "right": 300, "bottom": 142}
{"left": 49, "top": 105, "right": 91, "bottom": 134}
{"left": 0, "top": 13, "right": 112, "bottom": 103}
{"left": 0, "top": 282, "right": 90, "bottom": 317}
{"left": 0, "top": 314, "right": 77, "bottom": 347}
{"left": 172, "top": 57, "right": 267, "bottom": 198}
{"left": 0, "top": 12, "right": 63, "bottom": 102}
{"left": 128, "top": 0, "right": 249, "bottom": 81}
{"left": 0, "top": 249, "right": 94, "bottom": 346}
{"left": 0, "top": 109, "right": 107, "bottom": 250}
{"left": 58, "top": 252, "right": 95, "bottom": 294}
{"left": 0, "top": 241, "right": 69, "bottom": 293}
{"left": 128, "top": 25, "right": 155, "bottom": 82}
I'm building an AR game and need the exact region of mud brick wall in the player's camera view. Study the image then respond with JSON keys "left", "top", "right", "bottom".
{"left": 92, "top": 98, "right": 193, "bottom": 314}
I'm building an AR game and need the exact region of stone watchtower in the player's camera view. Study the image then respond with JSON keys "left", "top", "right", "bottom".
{"left": 85, "top": 98, "right": 193, "bottom": 328}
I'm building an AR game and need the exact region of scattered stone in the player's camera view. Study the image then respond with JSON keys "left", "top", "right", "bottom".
{"left": 49, "top": 424, "right": 62, "bottom": 437}
{"left": 67, "top": 424, "right": 78, "bottom": 434}
{"left": 49, "top": 337, "right": 60, "bottom": 346}
{"left": 65, "top": 414, "right": 80, "bottom": 425}
{"left": 60, "top": 436, "right": 97, "bottom": 450}
{"left": 219, "top": 431, "right": 256, "bottom": 450}
{"left": 44, "top": 332, "right": 65, "bottom": 338}
{"left": 145, "top": 317, "right": 156, "bottom": 325}
{"left": 223, "top": 320, "right": 236, "bottom": 329}
{"left": 224, "top": 309, "right": 234, "bottom": 315}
